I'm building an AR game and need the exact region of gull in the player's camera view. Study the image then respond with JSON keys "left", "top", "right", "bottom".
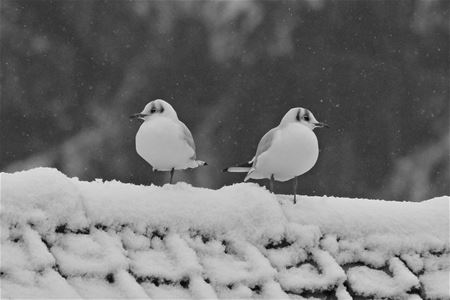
{"left": 130, "top": 99, "right": 206, "bottom": 184}
{"left": 223, "top": 107, "right": 328, "bottom": 203}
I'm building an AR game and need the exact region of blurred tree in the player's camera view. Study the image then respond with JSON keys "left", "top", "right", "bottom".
{"left": 1, "top": 0, "right": 448, "bottom": 201}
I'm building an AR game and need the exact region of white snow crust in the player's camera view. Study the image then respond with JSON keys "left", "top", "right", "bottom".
{"left": 1, "top": 168, "right": 449, "bottom": 299}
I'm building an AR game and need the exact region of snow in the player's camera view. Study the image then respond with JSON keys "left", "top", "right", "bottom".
{"left": 77, "top": 175, "right": 287, "bottom": 242}
{"left": 1, "top": 167, "right": 449, "bottom": 299}
{"left": 141, "top": 282, "right": 192, "bottom": 299}
{"left": 420, "top": 271, "right": 450, "bottom": 299}
{"left": 202, "top": 250, "right": 251, "bottom": 285}
{"left": 189, "top": 275, "right": 218, "bottom": 299}
{"left": 401, "top": 252, "right": 425, "bottom": 273}
{"left": 347, "top": 257, "right": 420, "bottom": 298}
{"left": 115, "top": 269, "right": 149, "bottom": 298}
{"left": 3, "top": 269, "right": 80, "bottom": 298}
{"left": 51, "top": 230, "right": 128, "bottom": 277}
{"left": 283, "top": 194, "right": 448, "bottom": 248}
{"left": 277, "top": 249, "right": 346, "bottom": 293}
{"left": 68, "top": 276, "right": 128, "bottom": 298}
{"left": 335, "top": 283, "right": 352, "bottom": 300}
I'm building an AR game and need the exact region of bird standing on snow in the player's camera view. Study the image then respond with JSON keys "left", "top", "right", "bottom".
{"left": 223, "top": 108, "right": 328, "bottom": 203}
{"left": 130, "top": 99, "right": 206, "bottom": 184}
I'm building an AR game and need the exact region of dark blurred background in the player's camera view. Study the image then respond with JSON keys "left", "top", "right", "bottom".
{"left": 1, "top": 0, "right": 449, "bottom": 201}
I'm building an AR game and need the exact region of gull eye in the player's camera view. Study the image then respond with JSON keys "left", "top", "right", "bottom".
{"left": 150, "top": 108, "right": 156, "bottom": 113}
{"left": 303, "top": 115, "right": 310, "bottom": 121}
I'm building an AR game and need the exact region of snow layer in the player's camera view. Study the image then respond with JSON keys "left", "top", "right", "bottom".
{"left": 1, "top": 168, "right": 449, "bottom": 299}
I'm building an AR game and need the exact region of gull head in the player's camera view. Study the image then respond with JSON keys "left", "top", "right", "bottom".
{"left": 130, "top": 99, "right": 178, "bottom": 121}
{"left": 280, "top": 107, "right": 329, "bottom": 130}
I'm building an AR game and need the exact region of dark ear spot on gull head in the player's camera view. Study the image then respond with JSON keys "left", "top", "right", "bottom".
{"left": 304, "top": 109, "right": 311, "bottom": 122}
{"left": 150, "top": 103, "right": 157, "bottom": 114}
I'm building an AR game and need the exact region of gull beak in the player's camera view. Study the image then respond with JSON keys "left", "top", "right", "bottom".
{"left": 314, "top": 122, "right": 329, "bottom": 128}
{"left": 129, "top": 113, "right": 147, "bottom": 120}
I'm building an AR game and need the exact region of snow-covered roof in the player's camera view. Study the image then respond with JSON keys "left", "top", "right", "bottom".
{"left": 1, "top": 168, "right": 449, "bottom": 299}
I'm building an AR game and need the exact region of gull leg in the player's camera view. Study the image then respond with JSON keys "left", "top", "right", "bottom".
{"left": 269, "top": 174, "right": 274, "bottom": 193}
{"left": 169, "top": 168, "right": 175, "bottom": 184}
{"left": 152, "top": 168, "right": 158, "bottom": 185}
{"left": 293, "top": 176, "right": 298, "bottom": 204}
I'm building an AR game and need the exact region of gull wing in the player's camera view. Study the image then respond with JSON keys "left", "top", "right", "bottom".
{"left": 243, "top": 128, "right": 278, "bottom": 181}
{"left": 252, "top": 127, "right": 278, "bottom": 166}
{"left": 179, "top": 121, "right": 197, "bottom": 159}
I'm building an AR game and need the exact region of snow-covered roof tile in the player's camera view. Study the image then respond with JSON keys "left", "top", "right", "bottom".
{"left": 1, "top": 168, "right": 449, "bottom": 299}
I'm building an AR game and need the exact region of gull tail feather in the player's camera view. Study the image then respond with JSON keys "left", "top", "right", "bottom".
{"left": 222, "top": 161, "right": 252, "bottom": 173}
{"left": 196, "top": 160, "right": 207, "bottom": 167}
{"left": 187, "top": 160, "right": 207, "bottom": 169}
